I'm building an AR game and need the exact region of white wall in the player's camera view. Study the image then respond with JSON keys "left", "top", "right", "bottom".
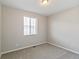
{"left": 2, "top": 6, "right": 47, "bottom": 53}
{"left": 48, "top": 6, "right": 79, "bottom": 53}
{"left": 0, "top": 4, "right": 2, "bottom": 58}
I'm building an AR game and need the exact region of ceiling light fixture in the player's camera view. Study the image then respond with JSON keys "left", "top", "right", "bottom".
{"left": 41, "top": 0, "right": 48, "bottom": 6}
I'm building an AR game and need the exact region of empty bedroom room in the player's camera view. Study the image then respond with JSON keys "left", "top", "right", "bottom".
{"left": 0, "top": 0, "right": 79, "bottom": 59}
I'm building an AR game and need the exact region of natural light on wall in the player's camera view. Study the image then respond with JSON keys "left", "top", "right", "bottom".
{"left": 24, "top": 16, "right": 37, "bottom": 35}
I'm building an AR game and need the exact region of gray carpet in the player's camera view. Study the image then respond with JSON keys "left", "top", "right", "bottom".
{"left": 1, "top": 44, "right": 79, "bottom": 59}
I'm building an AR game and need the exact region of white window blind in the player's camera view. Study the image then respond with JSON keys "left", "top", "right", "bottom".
{"left": 24, "top": 17, "right": 37, "bottom": 35}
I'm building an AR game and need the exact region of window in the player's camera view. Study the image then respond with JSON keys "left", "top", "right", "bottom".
{"left": 24, "top": 16, "right": 37, "bottom": 35}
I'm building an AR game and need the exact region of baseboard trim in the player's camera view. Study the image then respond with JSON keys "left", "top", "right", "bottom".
{"left": 47, "top": 42, "right": 79, "bottom": 55}
{"left": 2, "top": 41, "right": 79, "bottom": 55}
{"left": 1, "top": 41, "right": 47, "bottom": 55}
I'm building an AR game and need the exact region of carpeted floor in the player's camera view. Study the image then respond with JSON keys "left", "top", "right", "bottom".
{"left": 1, "top": 44, "right": 79, "bottom": 59}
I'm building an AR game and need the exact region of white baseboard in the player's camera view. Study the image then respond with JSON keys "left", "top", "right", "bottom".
{"left": 47, "top": 42, "right": 79, "bottom": 55}
{"left": 2, "top": 41, "right": 79, "bottom": 55}
{"left": 1, "top": 41, "right": 47, "bottom": 55}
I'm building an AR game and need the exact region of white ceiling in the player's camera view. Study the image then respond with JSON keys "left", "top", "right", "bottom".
{"left": 0, "top": 0, "right": 79, "bottom": 16}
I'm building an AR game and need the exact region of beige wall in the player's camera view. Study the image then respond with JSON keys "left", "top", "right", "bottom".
{"left": 2, "top": 6, "right": 47, "bottom": 53}
{"left": 2, "top": 5, "right": 79, "bottom": 54}
{"left": 0, "top": 4, "right": 1, "bottom": 57}
{"left": 48, "top": 6, "right": 79, "bottom": 53}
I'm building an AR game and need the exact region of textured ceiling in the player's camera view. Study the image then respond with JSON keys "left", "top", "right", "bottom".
{"left": 0, "top": 0, "right": 79, "bottom": 16}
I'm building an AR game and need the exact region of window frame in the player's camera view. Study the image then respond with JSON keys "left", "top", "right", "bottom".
{"left": 24, "top": 16, "right": 38, "bottom": 36}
